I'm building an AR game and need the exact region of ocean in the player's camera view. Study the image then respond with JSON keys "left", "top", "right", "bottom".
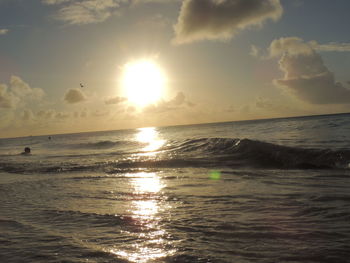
{"left": 1, "top": 113, "right": 350, "bottom": 263}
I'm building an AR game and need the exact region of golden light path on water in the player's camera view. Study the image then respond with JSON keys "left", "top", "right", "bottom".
{"left": 136, "top": 127, "right": 166, "bottom": 153}
{"left": 110, "top": 128, "right": 174, "bottom": 262}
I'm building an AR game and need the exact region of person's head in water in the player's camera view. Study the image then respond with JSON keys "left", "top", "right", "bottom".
{"left": 23, "top": 147, "right": 31, "bottom": 154}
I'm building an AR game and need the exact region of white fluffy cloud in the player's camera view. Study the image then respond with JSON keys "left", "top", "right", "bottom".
{"left": 0, "top": 84, "right": 17, "bottom": 108}
{"left": 270, "top": 37, "right": 350, "bottom": 104}
{"left": 173, "top": 0, "right": 283, "bottom": 44}
{"left": 10, "top": 76, "right": 45, "bottom": 99}
{"left": 0, "top": 76, "right": 45, "bottom": 109}
{"left": 64, "top": 88, "right": 87, "bottom": 103}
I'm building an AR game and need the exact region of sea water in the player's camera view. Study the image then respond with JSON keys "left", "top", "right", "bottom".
{"left": 1, "top": 113, "right": 350, "bottom": 262}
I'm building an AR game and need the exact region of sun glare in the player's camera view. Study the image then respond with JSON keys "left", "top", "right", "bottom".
{"left": 122, "top": 60, "right": 166, "bottom": 107}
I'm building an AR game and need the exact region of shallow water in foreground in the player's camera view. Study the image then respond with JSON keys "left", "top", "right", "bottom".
{"left": 1, "top": 169, "right": 350, "bottom": 263}
{"left": 1, "top": 113, "right": 350, "bottom": 262}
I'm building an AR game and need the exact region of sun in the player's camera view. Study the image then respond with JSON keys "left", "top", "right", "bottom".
{"left": 122, "top": 60, "right": 166, "bottom": 107}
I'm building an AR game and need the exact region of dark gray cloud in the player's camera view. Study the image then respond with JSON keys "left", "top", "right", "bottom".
{"left": 270, "top": 37, "right": 350, "bottom": 104}
{"left": 174, "top": 0, "right": 282, "bottom": 44}
{"left": 64, "top": 88, "right": 87, "bottom": 103}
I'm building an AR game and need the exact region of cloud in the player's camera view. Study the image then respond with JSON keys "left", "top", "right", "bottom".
{"left": 126, "top": 105, "right": 136, "bottom": 113}
{"left": 42, "top": 0, "right": 127, "bottom": 25}
{"left": 37, "top": 109, "right": 56, "bottom": 119}
{"left": 144, "top": 91, "right": 194, "bottom": 113}
{"left": 21, "top": 109, "right": 35, "bottom": 121}
{"left": 10, "top": 76, "right": 45, "bottom": 99}
{"left": 240, "top": 105, "right": 250, "bottom": 114}
{"left": 0, "top": 29, "right": 9, "bottom": 35}
{"left": 173, "top": 0, "right": 283, "bottom": 44}
{"left": 55, "top": 111, "right": 70, "bottom": 119}
{"left": 269, "top": 38, "right": 350, "bottom": 57}
{"left": 250, "top": 44, "right": 262, "bottom": 57}
{"left": 91, "top": 109, "right": 110, "bottom": 117}
{"left": 269, "top": 37, "right": 313, "bottom": 57}
{"left": 0, "top": 76, "right": 45, "bottom": 109}
{"left": 169, "top": 91, "right": 196, "bottom": 107}
{"left": 132, "top": 0, "right": 177, "bottom": 3}
{"left": 254, "top": 96, "right": 293, "bottom": 113}
{"left": 42, "top": 0, "right": 179, "bottom": 25}
{"left": 270, "top": 37, "right": 350, "bottom": 104}
{"left": 169, "top": 91, "right": 185, "bottom": 105}
{"left": 64, "top": 88, "right": 87, "bottom": 103}
{"left": 0, "top": 84, "right": 17, "bottom": 108}
{"left": 42, "top": 0, "right": 71, "bottom": 4}
{"left": 0, "top": 111, "right": 14, "bottom": 130}
{"left": 226, "top": 105, "right": 235, "bottom": 113}
{"left": 105, "top": 96, "right": 127, "bottom": 105}
{"left": 41, "top": 0, "right": 70, "bottom": 5}
{"left": 310, "top": 41, "right": 350, "bottom": 52}
{"left": 253, "top": 38, "right": 350, "bottom": 59}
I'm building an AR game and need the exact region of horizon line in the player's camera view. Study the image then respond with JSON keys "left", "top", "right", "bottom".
{"left": 1, "top": 111, "right": 349, "bottom": 140}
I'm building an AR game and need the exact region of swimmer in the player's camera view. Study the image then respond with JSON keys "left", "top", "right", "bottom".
{"left": 21, "top": 147, "right": 31, "bottom": 155}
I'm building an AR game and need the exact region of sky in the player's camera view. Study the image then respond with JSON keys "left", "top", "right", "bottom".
{"left": 0, "top": 0, "right": 350, "bottom": 138}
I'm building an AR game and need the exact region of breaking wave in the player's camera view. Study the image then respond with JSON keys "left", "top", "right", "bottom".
{"left": 0, "top": 138, "right": 349, "bottom": 174}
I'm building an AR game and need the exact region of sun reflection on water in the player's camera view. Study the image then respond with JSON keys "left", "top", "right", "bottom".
{"left": 129, "top": 172, "right": 163, "bottom": 224}
{"left": 136, "top": 127, "right": 166, "bottom": 153}
{"left": 110, "top": 172, "right": 174, "bottom": 262}
{"left": 132, "top": 172, "right": 163, "bottom": 193}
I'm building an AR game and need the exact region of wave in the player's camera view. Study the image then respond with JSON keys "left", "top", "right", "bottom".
{"left": 152, "top": 138, "right": 350, "bottom": 169}
{"left": 0, "top": 138, "right": 349, "bottom": 174}
{"left": 76, "top": 140, "right": 120, "bottom": 149}
{"left": 37, "top": 140, "right": 145, "bottom": 151}
{"left": 67, "top": 140, "right": 145, "bottom": 150}
{"left": 40, "top": 209, "right": 138, "bottom": 227}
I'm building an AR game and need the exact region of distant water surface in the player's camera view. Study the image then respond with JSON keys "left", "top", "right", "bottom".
{"left": 1, "top": 113, "right": 350, "bottom": 262}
